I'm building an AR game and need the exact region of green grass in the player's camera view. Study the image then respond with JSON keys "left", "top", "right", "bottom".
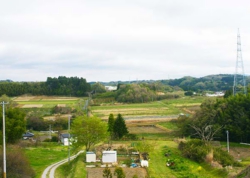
{"left": 24, "top": 143, "right": 69, "bottom": 178}
{"left": 162, "top": 96, "right": 208, "bottom": 105}
{"left": 158, "top": 121, "right": 179, "bottom": 130}
{"left": 148, "top": 141, "right": 228, "bottom": 178}
{"left": 55, "top": 153, "right": 87, "bottom": 178}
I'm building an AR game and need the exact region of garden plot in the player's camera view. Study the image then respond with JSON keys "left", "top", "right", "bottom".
{"left": 86, "top": 167, "right": 147, "bottom": 178}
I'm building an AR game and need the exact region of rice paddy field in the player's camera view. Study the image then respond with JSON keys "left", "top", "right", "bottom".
{"left": 91, "top": 96, "right": 206, "bottom": 120}
{"left": 13, "top": 95, "right": 83, "bottom": 108}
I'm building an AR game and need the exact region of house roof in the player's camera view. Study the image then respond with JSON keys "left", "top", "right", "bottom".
{"left": 60, "top": 133, "right": 70, "bottom": 138}
{"left": 23, "top": 132, "right": 34, "bottom": 137}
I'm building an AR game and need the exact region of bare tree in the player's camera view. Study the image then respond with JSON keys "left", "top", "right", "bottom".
{"left": 190, "top": 123, "right": 223, "bottom": 144}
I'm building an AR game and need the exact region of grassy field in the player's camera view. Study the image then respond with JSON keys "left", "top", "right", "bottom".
{"left": 148, "top": 140, "right": 228, "bottom": 178}
{"left": 24, "top": 143, "right": 69, "bottom": 178}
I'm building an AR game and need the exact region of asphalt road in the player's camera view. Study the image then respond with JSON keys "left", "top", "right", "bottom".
{"left": 41, "top": 150, "right": 84, "bottom": 178}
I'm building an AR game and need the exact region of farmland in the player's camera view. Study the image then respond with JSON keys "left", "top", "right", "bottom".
{"left": 13, "top": 95, "right": 81, "bottom": 108}
{"left": 91, "top": 96, "right": 206, "bottom": 120}
{"left": 14, "top": 95, "right": 250, "bottom": 178}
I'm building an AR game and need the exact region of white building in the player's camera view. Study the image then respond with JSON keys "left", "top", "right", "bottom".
{"left": 105, "top": 86, "right": 117, "bottom": 91}
{"left": 60, "top": 133, "right": 70, "bottom": 145}
{"left": 102, "top": 151, "right": 117, "bottom": 163}
{"left": 86, "top": 152, "right": 96, "bottom": 163}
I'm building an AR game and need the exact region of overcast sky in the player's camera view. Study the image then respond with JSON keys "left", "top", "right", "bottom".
{"left": 1, "top": 0, "right": 250, "bottom": 82}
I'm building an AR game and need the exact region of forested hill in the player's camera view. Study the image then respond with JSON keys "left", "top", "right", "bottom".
{"left": 101, "top": 74, "right": 249, "bottom": 92}
{"left": 0, "top": 74, "right": 248, "bottom": 97}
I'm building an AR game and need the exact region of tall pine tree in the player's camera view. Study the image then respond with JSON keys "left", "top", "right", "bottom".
{"left": 113, "top": 114, "right": 128, "bottom": 139}
{"left": 108, "top": 114, "right": 115, "bottom": 134}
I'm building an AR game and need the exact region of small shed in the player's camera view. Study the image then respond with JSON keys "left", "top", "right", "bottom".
{"left": 141, "top": 160, "right": 149, "bottom": 167}
{"left": 102, "top": 151, "right": 117, "bottom": 163}
{"left": 60, "top": 133, "right": 70, "bottom": 146}
{"left": 86, "top": 152, "right": 96, "bottom": 163}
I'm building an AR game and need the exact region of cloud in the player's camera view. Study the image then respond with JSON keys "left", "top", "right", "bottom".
{"left": 0, "top": 0, "right": 250, "bottom": 82}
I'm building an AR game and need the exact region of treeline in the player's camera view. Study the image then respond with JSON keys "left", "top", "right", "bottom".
{"left": 101, "top": 74, "right": 250, "bottom": 92}
{"left": 92, "top": 82, "right": 182, "bottom": 103}
{"left": 0, "top": 76, "right": 91, "bottom": 96}
{"left": 176, "top": 92, "right": 250, "bottom": 143}
{"left": 162, "top": 74, "right": 238, "bottom": 91}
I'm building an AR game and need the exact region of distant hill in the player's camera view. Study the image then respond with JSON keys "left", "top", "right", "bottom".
{"left": 97, "top": 74, "right": 249, "bottom": 92}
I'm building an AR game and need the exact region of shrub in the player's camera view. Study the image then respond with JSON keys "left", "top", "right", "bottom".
{"left": 125, "top": 134, "right": 138, "bottom": 140}
{"left": 51, "top": 136, "right": 59, "bottom": 142}
{"left": 103, "top": 166, "right": 112, "bottom": 178}
{"left": 114, "top": 167, "right": 125, "bottom": 178}
{"left": 179, "top": 139, "right": 212, "bottom": 163}
{"left": 0, "top": 146, "right": 35, "bottom": 178}
{"left": 179, "top": 139, "right": 241, "bottom": 167}
{"left": 213, "top": 148, "right": 241, "bottom": 166}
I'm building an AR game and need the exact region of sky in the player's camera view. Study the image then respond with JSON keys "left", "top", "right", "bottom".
{"left": 1, "top": 0, "right": 250, "bottom": 82}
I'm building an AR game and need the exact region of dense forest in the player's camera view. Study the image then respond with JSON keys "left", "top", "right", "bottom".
{"left": 0, "top": 74, "right": 248, "bottom": 98}
{"left": 0, "top": 76, "right": 91, "bottom": 96}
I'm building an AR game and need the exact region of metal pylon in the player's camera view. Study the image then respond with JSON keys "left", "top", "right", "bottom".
{"left": 233, "top": 29, "right": 247, "bottom": 95}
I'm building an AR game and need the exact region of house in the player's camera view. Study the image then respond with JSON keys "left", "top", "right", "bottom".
{"left": 86, "top": 152, "right": 96, "bottom": 163}
{"left": 22, "top": 132, "right": 34, "bottom": 140}
{"left": 102, "top": 151, "right": 117, "bottom": 163}
{"left": 105, "top": 86, "right": 117, "bottom": 91}
{"left": 60, "top": 133, "right": 70, "bottom": 146}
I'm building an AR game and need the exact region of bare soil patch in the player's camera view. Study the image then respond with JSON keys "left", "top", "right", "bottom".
{"left": 86, "top": 167, "right": 147, "bottom": 178}
{"left": 128, "top": 124, "right": 167, "bottom": 134}
{"left": 227, "top": 147, "right": 250, "bottom": 161}
{"left": 22, "top": 104, "right": 43, "bottom": 108}
{"left": 13, "top": 96, "right": 35, "bottom": 101}
{"left": 57, "top": 104, "right": 66, "bottom": 107}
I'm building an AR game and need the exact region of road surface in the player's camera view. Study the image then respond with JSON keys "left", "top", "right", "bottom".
{"left": 41, "top": 150, "right": 84, "bottom": 178}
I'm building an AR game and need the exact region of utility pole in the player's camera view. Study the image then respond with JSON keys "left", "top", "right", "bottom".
{"left": 68, "top": 115, "right": 71, "bottom": 164}
{"left": 1, "top": 102, "right": 8, "bottom": 178}
{"left": 233, "top": 29, "right": 247, "bottom": 95}
{"left": 49, "top": 124, "right": 51, "bottom": 140}
{"left": 226, "top": 130, "right": 229, "bottom": 153}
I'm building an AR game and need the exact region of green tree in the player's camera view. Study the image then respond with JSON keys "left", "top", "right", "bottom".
{"left": 114, "top": 167, "right": 125, "bottom": 178}
{"left": 224, "top": 89, "right": 233, "bottom": 98}
{"left": 0, "top": 94, "right": 18, "bottom": 108}
{"left": 103, "top": 166, "right": 112, "bottom": 178}
{"left": 0, "top": 107, "right": 26, "bottom": 144}
{"left": 91, "top": 82, "right": 106, "bottom": 94}
{"left": 113, "top": 114, "right": 128, "bottom": 139}
{"left": 71, "top": 116, "right": 108, "bottom": 151}
{"left": 108, "top": 113, "right": 115, "bottom": 135}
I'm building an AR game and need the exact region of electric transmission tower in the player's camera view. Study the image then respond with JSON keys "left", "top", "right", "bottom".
{"left": 233, "top": 29, "right": 247, "bottom": 95}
